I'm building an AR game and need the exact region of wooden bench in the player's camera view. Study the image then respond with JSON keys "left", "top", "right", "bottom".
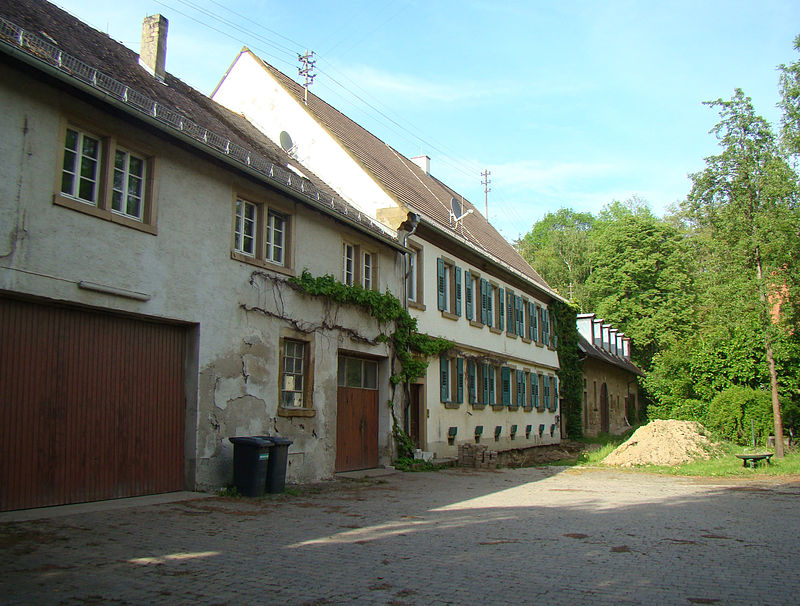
{"left": 735, "top": 453, "right": 774, "bottom": 468}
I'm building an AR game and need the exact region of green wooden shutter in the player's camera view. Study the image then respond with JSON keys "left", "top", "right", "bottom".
{"left": 543, "top": 374, "right": 550, "bottom": 409}
{"left": 465, "top": 271, "right": 473, "bottom": 321}
{"left": 531, "top": 373, "right": 539, "bottom": 408}
{"left": 440, "top": 356, "right": 449, "bottom": 401}
{"left": 486, "top": 283, "right": 493, "bottom": 327}
{"left": 516, "top": 370, "right": 525, "bottom": 406}
{"left": 454, "top": 266, "right": 462, "bottom": 316}
{"left": 515, "top": 295, "right": 524, "bottom": 335}
{"left": 537, "top": 305, "right": 543, "bottom": 343}
{"left": 506, "top": 291, "right": 514, "bottom": 334}
{"left": 551, "top": 376, "right": 559, "bottom": 411}
{"left": 456, "top": 357, "right": 464, "bottom": 403}
{"left": 497, "top": 287, "right": 504, "bottom": 331}
{"left": 479, "top": 279, "right": 487, "bottom": 324}
{"left": 436, "top": 258, "right": 446, "bottom": 311}
{"left": 488, "top": 366, "right": 495, "bottom": 404}
{"left": 468, "top": 360, "right": 477, "bottom": 404}
{"left": 482, "top": 363, "right": 489, "bottom": 404}
{"left": 501, "top": 367, "right": 511, "bottom": 406}
{"left": 542, "top": 307, "right": 550, "bottom": 345}
{"left": 551, "top": 311, "right": 558, "bottom": 348}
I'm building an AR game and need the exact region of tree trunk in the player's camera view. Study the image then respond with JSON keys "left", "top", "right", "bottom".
{"left": 756, "top": 247, "right": 784, "bottom": 457}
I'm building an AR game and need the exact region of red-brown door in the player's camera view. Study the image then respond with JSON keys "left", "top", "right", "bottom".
{"left": 600, "top": 382, "right": 610, "bottom": 434}
{"left": 0, "top": 297, "right": 187, "bottom": 511}
{"left": 335, "top": 386, "right": 378, "bottom": 472}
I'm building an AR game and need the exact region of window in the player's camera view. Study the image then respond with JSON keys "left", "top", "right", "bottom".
{"left": 467, "top": 360, "right": 478, "bottom": 404}
{"left": 516, "top": 370, "right": 526, "bottom": 407}
{"left": 543, "top": 375, "right": 551, "bottom": 410}
{"left": 406, "top": 244, "right": 424, "bottom": 307}
{"left": 62, "top": 127, "right": 101, "bottom": 203}
{"left": 112, "top": 148, "right": 146, "bottom": 220}
{"left": 479, "top": 279, "right": 493, "bottom": 326}
{"left": 363, "top": 252, "right": 373, "bottom": 289}
{"left": 527, "top": 301, "right": 538, "bottom": 342}
{"left": 501, "top": 367, "right": 511, "bottom": 406}
{"left": 56, "top": 125, "right": 156, "bottom": 233}
{"left": 234, "top": 199, "right": 257, "bottom": 256}
{"left": 514, "top": 295, "right": 524, "bottom": 336}
{"left": 465, "top": 270, "right": 478, "bottom": 322}
{"left": 506, "top": 291, "right": 516, "bottom": 335}
{"left": 496, "top": 286, "right": 505, "bottom": 330}
{"left": 436, "top": 258, "right": 461, "bottom": 317}
{"left": 481, "top": 363, "right": 496, "bottom": 405}
{"left": 542, "top": 307, "right": 551, "bottom": 346}
{"left": 281, "top": 339, "right": 306, "bottom": 408}
{"left": 531, "top": 373, "right": 540, "bottom": 409}
{"left": 232, "top": 197, "right": 291, "bottom": 270}
{"left": 266, "top": 210, "right": 286, "bottom": 264}
{"left": 343, "top": 243, "right": 355, "bottom": 285}
{"left": 550, "top": 376, "right": 559, "bottom": 412}
{"left": 439, "top": 356, "right": 464, "bottom": 404}
{"left": 338, "top": 356, "right": 378, "bottom": 389}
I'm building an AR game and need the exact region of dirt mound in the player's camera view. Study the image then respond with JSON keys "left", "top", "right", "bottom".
{"left": 602, "top": 420, "right": 719, "bottom": 467}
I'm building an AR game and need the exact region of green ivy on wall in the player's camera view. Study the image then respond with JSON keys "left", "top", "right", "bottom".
{"left": 551, "top": 300, "right": 582, "bottom": 439}
{"left": 288, "top": 270, "right": 452, "bottom": 385}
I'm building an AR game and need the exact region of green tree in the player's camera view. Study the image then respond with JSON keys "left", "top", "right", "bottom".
{"left": 516, "top": 208, "right": 595, "bottom": 310}
{"left": 584, "top": 206, "right": 697, "bottom": 371}
{"left": 682, "top": 89, "right": 800, "bottom": 456}
{"left": 779, "top": 34, "right": 800, "bottom": 156}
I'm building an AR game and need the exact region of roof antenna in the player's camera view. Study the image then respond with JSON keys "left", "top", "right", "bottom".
{"left": 298, "top": 50, "right": 316, "bottom": 105}
{"left": 481, "top": 169, "right": 491, "bottom": 218}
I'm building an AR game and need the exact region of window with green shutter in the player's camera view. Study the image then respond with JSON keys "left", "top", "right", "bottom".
{"left": 482, "top": 363, "right": 490, "bottom": 404}
{"left": 542, "top": 307, "right": 550, "bottom": 345}
{"left": 501, "top": 366, "right": 511, "bottom": 406}
{"left": 506, "top": 291, "right": 514, "bottom": 334}
{"left": 516, "top": 370, "right": 525, "bottom": 406}
{"left": 467, "top": 360, "right": 477, "bottom": 404}
{"left": 543, "top": 374, "right": 550, "bottom": 409}
{"left": 531, "top": 373, "right": 539, "bottom": 408}
{"left": 515, "top": 295, "right": 524, "bottom": 335}
{"left": 550, "top": 376, "right": 558, "bottom": 411}
{"left": 497, "top": 287, "right": 505, "bottom": 331}
{"left": 465, "top": 270, "right": 473, "bottom": 321}
{"left": 437, "top": 258, "right": 446, "bottom": 311}
{"left": 454, "top": 266, "right": 462, "bottom": 316}
{"left": 440, "top": 355, "right": 449, "bottom": 402}
{"left": 456, "top": 358, "right": 464, "bottom": 403}
{"left": 529, "top": 301, "right": 537, "bottom": 341}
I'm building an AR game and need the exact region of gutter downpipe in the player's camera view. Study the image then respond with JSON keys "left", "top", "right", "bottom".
{"left": 399, "top": 212, "right": 420, "bottom": 436}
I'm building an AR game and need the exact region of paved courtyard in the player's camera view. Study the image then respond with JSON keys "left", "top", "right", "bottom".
{"left": 1, "top": 466, "right": 799, "bottom": 605}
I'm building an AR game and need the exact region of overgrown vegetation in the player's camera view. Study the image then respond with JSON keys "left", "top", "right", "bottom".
{"left": 289, "top": 270, "right": 452, "bottom": 385}
{"left": 551, "top": 300, "right": 583, "bottom": 439}
{"left": 516, "top": 36, "right": 800, "bottom": 450}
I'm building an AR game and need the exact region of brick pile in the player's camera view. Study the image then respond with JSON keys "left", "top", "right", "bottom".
{"left": 458, "top": 443, "right": 499, "bottom": 469}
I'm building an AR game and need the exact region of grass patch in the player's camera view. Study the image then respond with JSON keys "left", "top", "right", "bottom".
{"left": 568, "top": 431, "right": 800, "bottom": 477}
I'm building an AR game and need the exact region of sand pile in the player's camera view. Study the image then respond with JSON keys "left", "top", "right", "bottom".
{"left": 602, "top": 420, "right": 719, "bottom": 467}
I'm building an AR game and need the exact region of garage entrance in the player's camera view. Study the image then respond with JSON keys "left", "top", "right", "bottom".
{"left": 0, "top": 297, "right": 188, "bottom": 511}
{"left": 335, "top": 355, "right": 379, "bottom": 472}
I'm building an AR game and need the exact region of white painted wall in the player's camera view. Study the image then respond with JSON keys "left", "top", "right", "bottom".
{"left": 213, "top": 51, "right": 398, "bottom": 226}
{"left": 1, "top": 64, "right": 403, "bottom": 489}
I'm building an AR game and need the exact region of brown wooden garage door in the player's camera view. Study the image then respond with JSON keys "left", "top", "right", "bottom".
{"left": 0, "top": 297, "right": 187, "bottom": 511}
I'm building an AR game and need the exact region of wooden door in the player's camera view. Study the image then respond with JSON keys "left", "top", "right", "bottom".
{"left": 336, "top": 386, "right": 378, "bottom": 472}
{"left": 600, "top": 382, "right": 610, "bottom": 434}
{"left": 409, "top": 384, "right": 421, "bottom": 448}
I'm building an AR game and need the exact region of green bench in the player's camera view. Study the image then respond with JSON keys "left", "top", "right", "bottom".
{"left": 735, "top": 453, "right": 773, "bottom": 468}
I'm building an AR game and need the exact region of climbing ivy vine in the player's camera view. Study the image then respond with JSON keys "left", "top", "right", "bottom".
{"left": 288, "top": 270, "right": 452, "bottom": 385}
{"left": 551, "top": 300, "right": 582, "bottom": 439}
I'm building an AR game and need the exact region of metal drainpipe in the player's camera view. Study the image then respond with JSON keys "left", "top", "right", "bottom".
{"left": 399, "top": 213, "right": 419, "bottom": 435}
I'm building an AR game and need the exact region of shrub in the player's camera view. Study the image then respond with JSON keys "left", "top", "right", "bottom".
{"left": 706, "top": 386, "right": 773, "bottom": 445}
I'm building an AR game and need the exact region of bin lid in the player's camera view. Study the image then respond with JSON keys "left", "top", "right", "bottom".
{"left": 229, "top": 436, "right": 273, "bottom": 447}
{"left": 267, "top": 436, "right": 293, "bottom": 446}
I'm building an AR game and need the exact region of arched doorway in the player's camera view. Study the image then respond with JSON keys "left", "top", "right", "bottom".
{"left": 600, "top": 382, "right": 609, "bottom": 434}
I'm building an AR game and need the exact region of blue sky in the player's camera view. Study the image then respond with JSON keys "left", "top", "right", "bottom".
{"left": 54, "top": 0, "right": 799, "bottom": 240}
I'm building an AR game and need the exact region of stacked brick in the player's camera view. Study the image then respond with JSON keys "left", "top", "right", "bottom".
{"left": 458, "top": 443, "right": 499, "bottom": 469}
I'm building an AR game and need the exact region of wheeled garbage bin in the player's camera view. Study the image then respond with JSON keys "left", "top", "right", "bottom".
{"left": 264, "top": 436, "right": 293, "bottom": 494}
{"left": 229, "top": 436, "right": 273, "bottom": 497}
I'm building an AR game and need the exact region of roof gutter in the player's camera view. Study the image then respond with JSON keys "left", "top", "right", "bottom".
{"left": 0, "top": 37, "right": 406, "bottom": 254}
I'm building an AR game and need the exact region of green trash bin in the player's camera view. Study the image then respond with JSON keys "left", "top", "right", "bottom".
{"left": 264, "top": 436, "right": 293, "bottom": 494}
{"left": 229, "top": 436, "right": 273, "bottom": 497}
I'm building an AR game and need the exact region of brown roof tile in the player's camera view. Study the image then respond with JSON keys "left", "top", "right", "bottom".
{"left": 1, "top": 0, "right": 391, "bottom": 241}
{"left": 254, "top": 55, "right": 558, "bottom": 296}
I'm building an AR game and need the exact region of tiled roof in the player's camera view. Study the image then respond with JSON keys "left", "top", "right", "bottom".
{"left": 0, "top": 0, "right": 394, "bottom": 242}
{"left": 577, "top": 334, "right": 644, "bottom": 377}
{"left": 254, "top": 55, "right": 558, "bottom": 297}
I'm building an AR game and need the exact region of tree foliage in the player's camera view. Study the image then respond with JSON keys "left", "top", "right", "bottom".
{"left": 517, "top": 36, "right": 800, "bottom": 446}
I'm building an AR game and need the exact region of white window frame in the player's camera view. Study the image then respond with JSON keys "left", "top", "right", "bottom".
{"left": 266, "top": 209, "right": 286, "bottom": 265}
{"left": 362, "top": 251, "right": 373, "bottom": 289}
{"left": 343, "top": 243, "right": 355, "bottom": 285}
{"left": 281, "top": 339, "right": 307, "bottom": 408}
{"left": 234, "top": 199, "right": 257, "bottom": 257}
{"left": 111, "top": 147, "right": 146, "bottom": 220}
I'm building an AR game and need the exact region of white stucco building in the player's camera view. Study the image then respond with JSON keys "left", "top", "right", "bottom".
{"left": 0, "top": 1, "right": 407, "bottom": 510}
{"left": 212, "top": 49, "right": 566, "bottom": 458}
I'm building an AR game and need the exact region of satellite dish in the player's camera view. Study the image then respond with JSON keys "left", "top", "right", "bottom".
{"left": 451, "top": 197, "right": 461, "bottom": 218}
{"left": 279, "top": 131, "right": 294, "bottom": 153}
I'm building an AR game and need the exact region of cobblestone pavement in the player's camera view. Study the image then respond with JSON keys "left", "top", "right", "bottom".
{"left": 2, "top": 467, "right": 799, "bottom": 605}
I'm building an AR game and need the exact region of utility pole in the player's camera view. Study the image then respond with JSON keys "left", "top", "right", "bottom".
{"left": 481, "top": 169, "right": 491, "bottom": 218}
{"left": 298, "top": 50, "right": 316, "bottom": 104}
